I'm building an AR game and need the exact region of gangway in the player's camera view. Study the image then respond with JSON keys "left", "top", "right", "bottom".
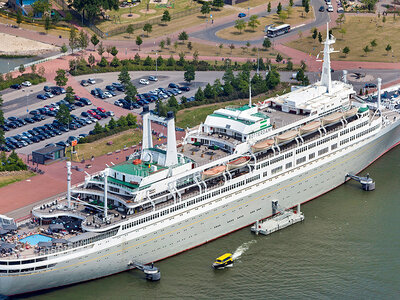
{"left": 345, "top": 173, "right": 375, "bottom": 191}
{"left": 128, "top": 261, "right": 161, "bottom": 281}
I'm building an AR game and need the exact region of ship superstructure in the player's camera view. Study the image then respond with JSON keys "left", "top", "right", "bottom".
{"left": 1, "top": 27, "right": 400, "bottom": 296}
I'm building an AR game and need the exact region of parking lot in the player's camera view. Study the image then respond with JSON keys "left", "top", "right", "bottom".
{"left": 2, "top": 71, "right": 225, "bottom": 155}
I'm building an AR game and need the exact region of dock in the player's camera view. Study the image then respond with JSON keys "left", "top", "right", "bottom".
{"left": 251, "top": 204, "right": 304, "bottom": 236}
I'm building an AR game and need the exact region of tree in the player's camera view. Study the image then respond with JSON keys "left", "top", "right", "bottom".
{"left": 296, "top": 68, "right": 309, "bottom": 85}
{"left": 187, "top": 41, "right": 193, "bottom": 51}
{"left": 143, "top": 56, "right": 153, "bottom": 66}
{"left": 65, "top": 86, "right": 75, "bottom": 104}
{"left": 174, "top": 41, "right": 178, "bottom": 52}
{"left": 125, "top": 24, "right": 134, "bottom": 39}
{"left": 338, "top": 28, "right": 346, "bottom": 39}
{"left": 108, "top": 118, "right": 117, "bottom": 130}
{"left": 193, "top": 50, "right": 199, "bottom": 62}
{"left": 44, "top": 16, "right": 51, "bottom": 34}
{"left": 267, "top": 2, "right": 271, "bottom": 12}
{"left": 79, "top": 30, "right": 89, "bottom": 50}
{"left": 184, "top": 64, "right": 195, "bottom": 84}
{"left": 110, "top": 57, "right": 120, "bottom": 67}
{"left": 18, "top": 64, "right": 25, "bottom": 75}
{"left": 312, "top": 28, "right": 318, "bottom": 40}
{"left": 88, "top": 53, "right": 95, "bottom": 68}
{"left": 248, "top": 15, "right": 260, "bottom": 32}
{"left": 72, "top": 0, "right": 119, "bottom": 23}
{"left": 98, "top": 56, "right": 108, "bottom": 67}
{"left": 336, "top": 13, "right": 345, "bottom": 28}
{"left": 118, "top": 66, "right": 131, "bottom": 86}
{"left": 178, "top": 31, "right": 189, "bottom": 43}
{"left": 56, "top": 104, "right": 71, "bottom": 125}
{"left": 111, "top": 46, "right": 118, "bottom": 57}
{"left": 166, "top": 37, "right": 171, "bottom": 46}
{"left": 265, "top": 69, "right": 280, "bottom": 89}
{"left": 201, "top": 2, "right": 210, "bottom": 16}
{"left": 304, "top": 0, "right": 310, "bottom": 14}
{"left": 219, "top": 43, "right": 223, "bottom": 53}
{"left": 32, "top": 0, "right": 50, "bottom": 15}
{"left": 276, "top": 53, "right": 283, "bottom": 63}
{"left": 54, "top": 69, "right": 68, "bottom": 86}
{"left": 16, "top": 10, "right": 22, "bottom": 27}
{"left": 126, "top": 113, "right": 136, "bottom": 126}
{"left": 91, "top": 34, "right": 99, "bottom": 50}
{"left": 212, "top": 0, "right": 224, "bottom": 9}
{"left": 229, "top": 43, "right": 235, "bottom": 54}
{"left": 143, "top": 23, "right": 153, "bottom": 37}
{"left": 161, "top": 10, "right": 171, "bottom": 25}
{"left": 204, "top": 83, "right": 216, "bottom": 99}
{"left": 167, "top": 95, "right": 179, "bottom": 109}
{"left": 342, "top": 46, "right": 350, "bottom": 57}
{"left": 289, "top": 0, "right": 294, "bottom": 6}
{"left": 370, "top": 39, "right": 377, "bottom": 48}
{"left": 286, "top": 60, "right": 293, "bottom": 70}
{"left": 363, "top": 45, "right": 370, "bottom": 56}
{"left": 38, "top": 66, "right": 45, "bottom": 77}
{"left": 177, "top": 52, "right": 185, "bottom": 66}
{"left": 278, "top": 10, "right": 288, "bottom": 23}
{"left": 263, "top": 38, "right": 271, "bottom": 51}
{"left": 136, "top": 36, "right": 143, "bottom": 51}
{"left": 318, "top": 32, "right": 323, "bottom": 43}
{"left": 106, "top": 45, "right": 112, "bottom": 57}
{"left": 31, "top": 64, "right": 37, "bottom": 74}
{"left": 235, "top": 19, "right": 246, "bottom": 33}
{"left": 195, "top": 87, "right": 205, "bottom": 101}
{"left": 277, "top": 2, "right": 282, "bottom": 14}
{"left": 385, "top": 44, "right": 392, "bottom": 55}
{"left": 97, "top": 41, "right": 105, "bottom": 56}
{"left": 382, "top": 16, "right": 386, "bottom": 23}
{"left": 159, "top": 40, "right": 165, "bottom": 50}
{"left": 69, "top": 26, "right": 79, "bottom": 54}
{"left": 93, "top": 122, "right": 104, "bottom": 134}
{"left": 61, "top": 44, "right": 68, "bottom": 53}
{"left": 125, "top": 82, "right": 137, "bottom": 101}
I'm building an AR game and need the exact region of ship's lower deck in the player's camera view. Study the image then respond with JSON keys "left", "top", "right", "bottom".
{"left": 2, "top": 120, "right": 400, "bottom": 296}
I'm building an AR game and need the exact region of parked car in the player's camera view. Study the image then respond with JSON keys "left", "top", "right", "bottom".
{"left": 37, "top": 94, "right": 47, "bottom": 100}
{"left": 148, "top": 76, "right": 158, "bottom": 81}
{"left": 106, "top": 111, "right": 115, "bottom": 117}
{"left": 10, "top": 84, "right": 22, "bottom": 89}
{"left": 87, "top": 78, "right": 96, "bottom": 84}
{"left": 81, "top": 80, "right": 89, "bottom": 86}
{"left": 43, "top": 86, "right": 51, "bottom": 92}
{"left": 74, "top": 101, "right": 84, "bottom": 107}
{"left": 97, "top": 107, "right": 106, "bottom": 113}
{"left": 168, "top": 83, "right": 179, "bottom": 89}
{"left": 139, "top": 79, "right": 149, "bottom": 85}
{"left": 44, "top": 92, "right": 54, "bottom": 98}
{"left": 179, "top": 86, "right": 190, "bottom": 92}
{"left": 21, "top": 81, "right": 32, "bottom": 87}
{"left": 106, "top": 85, "right": 116, "bottom": 91}
{"left": 79, "top": 98, "right": 92, "bottom": 105}
{"left": 319, "top": 5, "right": 325, "bottom": 11}
{"left": 238, "top": 12, "right": 246, "bottom": 18}
{"left": 114, "top": 100, "right": 123, "bottom": 107}
{"left": 24, "top": 117, "right": 35, "bottom": 123}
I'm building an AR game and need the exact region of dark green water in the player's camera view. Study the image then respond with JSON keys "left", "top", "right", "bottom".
{"left": 15, "top": 147, "right": 400, "bottom": 299}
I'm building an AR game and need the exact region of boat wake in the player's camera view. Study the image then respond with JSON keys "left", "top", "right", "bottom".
{"left": 232, "top": 240, "right": 257, "bottom": 260}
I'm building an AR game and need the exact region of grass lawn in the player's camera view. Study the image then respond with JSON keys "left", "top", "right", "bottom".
{"left": 216, "top": 6, "right": 314, "bottom": 41}
{"left": 286, "top": 15, "right": 400, "bottom": 62}
{"left": 107, "top": 6, "right": 236, "bottom": 39}
{"left": 176, "top": 83, "right": 290, "bottom": 128}
{"left": 0, "top": 171, "right": 35, "bottom": 188}
{"left": 66, "top": 129, "right": 142, "bottom": 162}
{"left": 150, "top": 40, "right": 287, "bottom": 60}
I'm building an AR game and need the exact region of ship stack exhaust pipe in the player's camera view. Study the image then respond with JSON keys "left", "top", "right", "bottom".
{"left": 141, "top": 105, "right": 153, "bottom": 160}
{"left": 165, "top": 111, "right": 178, "bottom": 167}
{"left": 377, "top": 78, "right": 382, "bottom": 111}
{"left": 343, "top": 70, "right": 347, "bottom": 84}
{"left": 67, "top": 161, "right": 71, "bottom": 209}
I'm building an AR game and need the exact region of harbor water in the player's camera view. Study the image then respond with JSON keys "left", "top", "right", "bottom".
{"left": 11, "top": 146, "right": 400, "bottom": 299}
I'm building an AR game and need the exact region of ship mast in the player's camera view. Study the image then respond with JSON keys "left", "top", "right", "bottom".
{"left": 319, "top": 23, "right": 337, "bottom": 94}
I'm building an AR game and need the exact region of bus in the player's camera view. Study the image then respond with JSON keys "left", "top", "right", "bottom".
{"left": 265, "top": 24, "right": 291, "bottom": 38}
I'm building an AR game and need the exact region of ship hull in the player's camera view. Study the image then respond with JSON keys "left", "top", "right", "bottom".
{"left": 2, "top": 120, "right": 400, "bottom": 296}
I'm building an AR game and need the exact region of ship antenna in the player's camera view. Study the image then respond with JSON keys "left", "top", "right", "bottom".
{"left": 319, "top": 23, "right": 337, "bottom": 94}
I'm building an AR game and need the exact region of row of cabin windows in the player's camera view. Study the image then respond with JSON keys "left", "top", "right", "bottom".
{"left": 73, "top": 229, "right": 118, "bottom": 247}
{"left": 296, "top": 146, "right": 307, "bottom": 154}
{"left": 0, "top": 264, "right": 57, "bottom": 274}
{"left": 271, "top": 155, "right": 284, "bottom": 165}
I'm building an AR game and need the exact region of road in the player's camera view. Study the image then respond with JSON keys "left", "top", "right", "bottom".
{"left": 190, "top": 0, "right": 329, "bottom": 45}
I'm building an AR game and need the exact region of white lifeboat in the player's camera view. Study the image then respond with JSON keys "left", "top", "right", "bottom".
{"left": 322, "top": 112, "right": 343, "bottom": 125}
{"left": 299, "top": 121, "right": 321, "bottom": 135}
{"left": 251, "top": 139, "right": 274, "bottom": 153}
{"left": 275, "top": 130, "right": 299, "bottom": 144}
{"left": 202, "top": 165, "right": 226, "bottom": 180}
{"left": 344, "top": 107, "right": 359, "bottom": 118}
{"left": 226, "top": 156, "right": 251, "bottom": 171}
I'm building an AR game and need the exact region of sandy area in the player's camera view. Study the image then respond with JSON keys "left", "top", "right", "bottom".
{"left": 139, "top": 9, "right": 156, "bottom": 14}
{"left": 0, "top": 33, "right": 59, "bottom": 56}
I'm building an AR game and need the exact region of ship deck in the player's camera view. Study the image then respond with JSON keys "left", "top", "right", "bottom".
{"left": 261, "top": 108, "right": 308, "bottom": 128}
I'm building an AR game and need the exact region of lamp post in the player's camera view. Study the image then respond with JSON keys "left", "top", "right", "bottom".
{"left": 155, "top": 51, "right": 158, "bottom": 77}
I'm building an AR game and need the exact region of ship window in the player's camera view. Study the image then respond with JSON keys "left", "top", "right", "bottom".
{"left": 8, "top": 269, "right": 19, "bottom": 273}
{"left": 0, "top": 270, "right": 7, "bottom": 273}
{"left": 309, "top": 153, "right": 315, "bottom": 159}
{"left": 22, "top": 259, "right": 35, "bottom": 264}
{"left": 286, "top": 162, "right": 292, "bottom": 169}
{"left": 296, "top": 157, "right": 306, "bottom": 165}
{"left": 0, "top": 261, "right": 7, "bottom": 265}
{"left": 35, "top": 265, "right": 47, "bottom": 270}
{"left": 331, "top": 143, "right": 338, "bottom": 150}
{"left": 9, "top": 261, "right": 20, "bottom": 265}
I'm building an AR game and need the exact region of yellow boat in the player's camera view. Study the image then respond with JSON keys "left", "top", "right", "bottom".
{"left": 212, "top": 253, "right": 233, "bottom": 269}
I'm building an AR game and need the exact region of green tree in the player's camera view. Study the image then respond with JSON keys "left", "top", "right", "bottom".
{"left": 229, "top": 43, "right": 235, "bottom": 54}
{"left": 32, "top": 0, "right": 50, "bottom": 15}
{"left": 88, "top": 53, "right": 95, "bottom": 68}
{"left": 157, "top": 55, "right": 164, "bottom": 66}
{"left": 167, "top": 56, "right": 175, "bottom": 66}
{"left": 16, "top": 10, "right": 22, "bottom": 26}
{"left": 93, "top": 122, "right": 104, "bottom": 134}
{"left": 143, "top": 56, "right": 153, "bottom": 66}
{"left": 98, "top": 56, "right": 108, "bottom": 67}
{"left": 385, "top": 44, "right": 392, "bottom": 55}
{"left": 97, "top": 41, "right": 105, "bottom": 56}
{"left": 235, "top": 19, "right": 246, "bottom": 33}
{"left": 143, "top": 23, "right": 153, "bottom": 37}
{"left": 201, "top": 2, "right": 210, "bottom": 16}
{"left": 108, "top": 118, "right": 117, "bottom": 130}
{"left": 167, "top": 95, "right": 179, "bottom": 108}
{"left": 159, "top": 40, "right": 165, "bottom": 50}
{"left": 167, "top": 37, "right": 171, "bottom": 46}
{"left": 265, "top": 69, "right": 280, "bottom": 89}
{"left": 18, "top": 64, "right": 25, "bottom": 75}
{"left": 79, "top": 30, "right": 89, "bottom": 50}
{"left": 278, "top": 10, "right": 288, "bottom": 22}
{"left": 177, "top": 52, "right": 185, "bottom": 66}
{"left": 248, "top": 15, "right": 260, "bottom": 31}
{"left": 342, "top": 46, "right": 350, "bottom": 57}
{"left": 277, "top": 2, "right": 282, "bottom": 14}
{"left": 318, "top": 32, "right": 323, "bottom": 43}
{"left": 296, "top": 68, "right": 309, "bottom": 85}
{"left": 338, "top": 28, "right": 346, "bottom": 39}
{"left": 312, "top": 28, "right": 318, "bottom": 40}
{"left": 276, "top": 53, "right": 283, "bottom": 63}
{"left": 118, "top": 66, "right": 131, "bottom": 86}
{"left": 126, "top": 113, "right": 137, "bottom": 126}
{"left": 31, "top": 64, "right": 37, "bottom": 74}
{"left": 44, "top": 16, "right": 51, "bottom": 34}
{"left": 69, "top": 26, "right": 79, "bottom": 54}
{"left": 111, "top": 46, "right": 118, "bottom": 57}
{"left": 304, "top": 0, "right": 310, "bottom": 14}
{"left": 91, "top": 34, "right": 99, "bottom": 50}
{"left": 195, "top": 87, "right": 205, "bottom": 101}
{"left": 289, "top": 0, "right": 294, "bottom": 6}
{"left": 212, "top": 0, "right": 224, "bottom": 8}
{"left": 54, "top": 69, "right": 68, "bottom": 86}
{"left": 106, "top": 45, "right": 112, "bottom": 57}
{"left": 363, "top": 45, "right": 370, "bottom": 56}
{"left": 136, "top": 36, "right": 143, "bottom": 51}
{"left": 370, "top": 39, "right": 377, "bottom": 48}
{"left": 110, "top": 57, "right": 120, "bottom": 67}
{"left": 126, "top": 24, "right": 134, "bottom": 38}
{"left": 174, "top": 41, "right": 179, "bottom": 52}
{"left": 56, "top": 103, "right": 71, "bottom": 125}
{"left": 72, "top": 0, "right": 119, "bottom": 23}
{"left": 204, "top": 83, "right": 216, "bottom": 99}
{"left": 286, "top": 60, "right": 293, "bottom": 70}
{"left": 125, "top": 82, "right": 137, "bottom": 101}
{"left": 178, "top": 31, "right": 189, "bottom": 43}
{"left": 187, "top": 41, "right": 193, "bottom": 51}
{"left": 263, "top": 38, "right": 271, "bottom": 51}
{"left": 267, "top": 2, "right": 271, "bottom": 12}
{"left": 65, "top": 86, "right": 75, "bottom": 104}
{"left": 184, "top": 64, "right": 195, "bottom": 84}
{"left": 61, "top": 44, "right": 68, "bottom": 53}
{"left": 117, "top": 116, "right": 128, "bottom": 127}
{"left": 161, "top": 10, "right": 171, "bottom": 25}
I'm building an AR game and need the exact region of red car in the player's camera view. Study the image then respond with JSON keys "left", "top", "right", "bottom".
{"left": 93, "top": 114, "right": 101, "bottom": 120}
{"left": 97, "top": 107, "right": 106, "bottom": 113}
{"left": 87, "top": 110, "right": 96, "bottom": 116}
{"left": 74, "top": 95, "right": 81, "bottom": 100}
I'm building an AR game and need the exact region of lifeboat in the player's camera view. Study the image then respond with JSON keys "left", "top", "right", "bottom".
{"left": 344, "top": 107, "right": 359, "bottom": 118}
{"left": 226, "top": 156, "right": 251, "bottom": 171}
{"left": 322, "top": 112, "right": 343, "bottom": 125}
{"left": 251, "top": 139, "right": 275, "bottom": 152}
{"left": 275, "top": 130, "right": 299, "bottom": 144}
{"left": 202, "top": 165, "right": 226, "bottom": 180}
{"left": 299, "top": 121, "right": 321, "bottom": 135}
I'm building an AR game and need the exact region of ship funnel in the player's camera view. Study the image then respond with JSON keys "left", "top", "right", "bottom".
{"left": 165, "top": 111, "right": 178, "bottom": 167}
{"left": 141, "top": 105, "right": 153, "bottom": 160}
{"left": 377, "top": 78, "right": 382, "bottom": 111}
{"left": 343, "top": 70, "right": 347, "bottom": 84}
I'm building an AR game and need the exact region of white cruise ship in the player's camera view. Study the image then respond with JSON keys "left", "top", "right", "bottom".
{"left": 1, "top": 29, "right": 400, "bottom": 296}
